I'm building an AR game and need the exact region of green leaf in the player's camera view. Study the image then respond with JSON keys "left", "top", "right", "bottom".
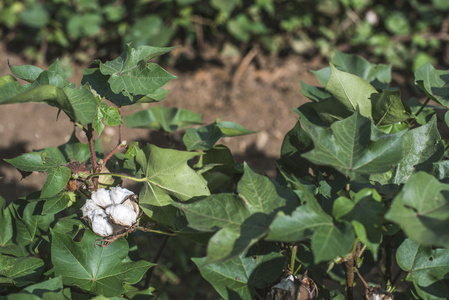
{"left": 9, "top": 65, "right": 43, "bottom": 83}
{"left": 277, "top": 120, "right": 314, "bottom": 178}
{"left": 325, "top": 63, "right": 377, "bottom": 119}
{"left": 331, "top": 50, "right": 392, "bottom": 89}
{"left": 0, "top": 197, "right": 13, "bottom": 248}
{"left": 5, "top": 152, "right": 55, "bottom": 172}
{"left": 386, "top": 172, "right": 449, "bottom": 248}
{"left": 0, "top": 254, "right": 44, "bottom": 287}
{"left": 192, "top": 243, "right": 284, "bottom": 300}
{"left": 183, "top": 120, "right": 256, "bottom": 151}
{"left": 300, "top": 80, "right": 330, "bottom": 102}
{"left": 40, "top": 166, "right": 71, "bottom": 198}
{"left": 391, "top": 116, "right": 444, "bottom": 184}
{"left": 136, "top": 145, "right": 210, "bottom": 226}
{"left": 123, "top": 106, "right": 202, "bottom": 132}
{"left": 333, "top": 188, "right": 384, "bottom": 259}
{"left": 267, "top": 201, "right": 355, "bottom": 263}
{"left": 58, "top": 132, "right": 90, "bottom": 163}
{"left": 178, "top": 164, "right": 298, "bottom": 263}
{"left": 99, "top": 44, "right": 177, "bottom": 100}
{"left": 82, "top": 68, "right": 168, "bottom": 107}
{"left": 10, "top": 276, "right": 66, "bottom": 298}
{"left": 300, "top": 110, "right": 407, "bottom": 180}
{"left": 42, "top": 193, "right": 72, "bottom": 215}
{"left": 397, "top": 239, "right": 449, "bottom": 299}
{"left": 372, "top": 89, "right": 412, "bottom": 126}
{"left": 62, "top": 87, "right": 97, "bottom": 125}
{"left": 414, "top": 63, "right": 449, "bottom": 109}
{"left": 51, "top": 230, "right": 154, "bottom": 297}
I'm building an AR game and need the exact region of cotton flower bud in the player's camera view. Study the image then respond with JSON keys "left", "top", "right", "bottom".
{"left": 91, "top": 188, "right": 113, "bottom": 208}
{"left": 90, "top": 209, "right": 114, "bottom": 237}
{"left": 105, "top": 204, "right": 138, "bottom": 227}
{"left": 110, "top": 186, "right": 135, "bottom": 204}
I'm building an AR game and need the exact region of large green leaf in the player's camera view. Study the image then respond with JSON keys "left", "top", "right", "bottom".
{"left": 0, "top": 254, "right": 44, "bottom": 287}
{"left": 51, "top": 230, "right": 154, "bottom": 297}
{"left": 391, "top": 116, "right": 444, "bottom": 184}
{"left": 178, "top": 164, "right": 298, "bottom": 263}
{"left": 325, "top": 63, "right": 378, "bottom": 118}
{"left": 299, "top": 110, "right": 407, "bottom": 180}
{"left": 123, "top": 106, "right": 202, "bottom": 132}
{"left": 98, "top": 44, "right": 177, "bottom": 100}
{"left": 333, "top": 188, "right": 384, "bottom": 259}
{"left": 183, "top": 120, "right": 256, "bottom": 151}
{"left": 414, "top": 63, "right": 449, "bottom": 109}
{"left": 192, "top": 243, "right": 284, "bottom": 300}
{"left": 397, "top": 239, "right": 449, "bottom": 299}
{"left": 386, "top": 172, "right": 449, "bottom": 248}
{"left": 266, "top": 201, "right": 355, "bottom": 263}
{"left": 136, "top": 145, "right": 210, "bottom": 226}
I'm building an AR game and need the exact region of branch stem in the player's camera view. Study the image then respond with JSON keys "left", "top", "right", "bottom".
{"left": 86, "top": 172, "right": 147, "bottom": 183}
{"left": 345, "top": 253, "right": 355, "bottom": 300}
{"left": 415, "top": 97, "right": 431, "bottom": 117}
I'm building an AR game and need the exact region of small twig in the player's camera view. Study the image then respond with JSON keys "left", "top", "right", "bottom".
{"left": 231, "top": 46, "right": 259, "bottom": 99}
{"left": 415, "top": 97, "right": 431, "bottom": 117}
{"left": 102, "top": 141, "right": 127, "bottom": 166}
{"left": 144, "top": 235, "right": 170, "bottom": 289}
{"left": 355, "top": 268, "right": 369, "bottom": 289}
{"left": 85, "top": 124, "right": 99, "bottom": 188}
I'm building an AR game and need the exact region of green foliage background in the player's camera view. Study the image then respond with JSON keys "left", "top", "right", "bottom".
{"left": 1, "top": 0, "right": 449, "bottom": 70}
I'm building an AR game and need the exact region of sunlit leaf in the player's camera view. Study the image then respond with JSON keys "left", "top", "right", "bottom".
{"left": 51, "top": 230, "right": 154, "bottom": 297}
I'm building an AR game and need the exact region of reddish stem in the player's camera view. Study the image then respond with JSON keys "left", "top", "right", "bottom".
{"left": 102, "top": 142, "right": 126, "bottom": 166}
{"left": 86, "top": 124, "right": 99, "bottom": 189}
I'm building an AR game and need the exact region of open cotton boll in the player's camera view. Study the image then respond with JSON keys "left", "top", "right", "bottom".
{"left": 91, "top": 188, "right": 113, "bottom": 208}
{"left": 110, "top": 187, "right": 135, "bottom": 204}
{"left": 105, "top": 204, "right": 137, "bottom": 227}
{"left": 91, "top": 209, "right": 114, "bottom": 237}
{"left": 81, "top": 199, "right": 101, "bottom": 220}
{"left": 122, "top": 199, "right": 140, "bottom": 215}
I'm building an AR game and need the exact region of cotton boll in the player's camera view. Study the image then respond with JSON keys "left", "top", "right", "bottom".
{"left": 122, "top": 199, "right": 140, "bottom": 215}
{"left": 81, "top": 199, "right": 101, "bottom": 220}
{"left": 105, "top": 204, "right": 137, "bottom": 227}
{"left": 110, "top": 187, "right": 135, "bottom": 204}
{"left": 91, "top": 188, "right": 113, "bottom": 208}
{"left": 91, "top": 209, "right": 113, "bottom": 237}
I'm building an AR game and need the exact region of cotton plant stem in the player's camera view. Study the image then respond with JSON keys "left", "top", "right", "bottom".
{"left": 415, "top": 97, "right": 431, "bottom": 117}
{"left": 86, "top": 172, "right": 147, "bottom": 183}
{"left": 345, "top": 252, "right": 355, "bottom": 300}
{"left": 144, "top": 235, "right": 170, "bottom": 289}
{"left": 86, "top": 124, "right": 99, "bottom": 188}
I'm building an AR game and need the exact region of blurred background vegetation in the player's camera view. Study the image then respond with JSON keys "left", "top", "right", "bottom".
{"left": 1, "top": 0, "right": 449, "bottom": 72}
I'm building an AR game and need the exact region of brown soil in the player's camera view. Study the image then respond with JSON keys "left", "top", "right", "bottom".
{"left": 0, "top": 42, "right": 328, "bottom": 201}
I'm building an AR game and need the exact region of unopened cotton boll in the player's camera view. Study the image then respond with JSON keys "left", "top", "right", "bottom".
{"left": 91, "top": 188, "right": 113, "bottom": 208}
{"left": 81, "top": 199, "right": 100, "bottom": 220}
{"left": 105, "top": 204, "right": 137, "bottom": 227}
{"left": 110, "top": 187, "right": 135, "bottom": 204}
{"left": 91, "top": 209, "right": 114, "bottom": 237}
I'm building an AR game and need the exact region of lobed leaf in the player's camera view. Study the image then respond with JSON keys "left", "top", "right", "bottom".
{"left": 299, "top": 110, "right": 407, "bottom": 180}
{"left": 414, "top": 63, "right": 449, "bottom": 109}
{"left": 386, "top": 172, "right": 449, "bottom": 248}
{"left": 396, "top": 239, "right": 449, "bottom": 299}
{"left": 51, "top": 230, "right": 154, "bottom": 297}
